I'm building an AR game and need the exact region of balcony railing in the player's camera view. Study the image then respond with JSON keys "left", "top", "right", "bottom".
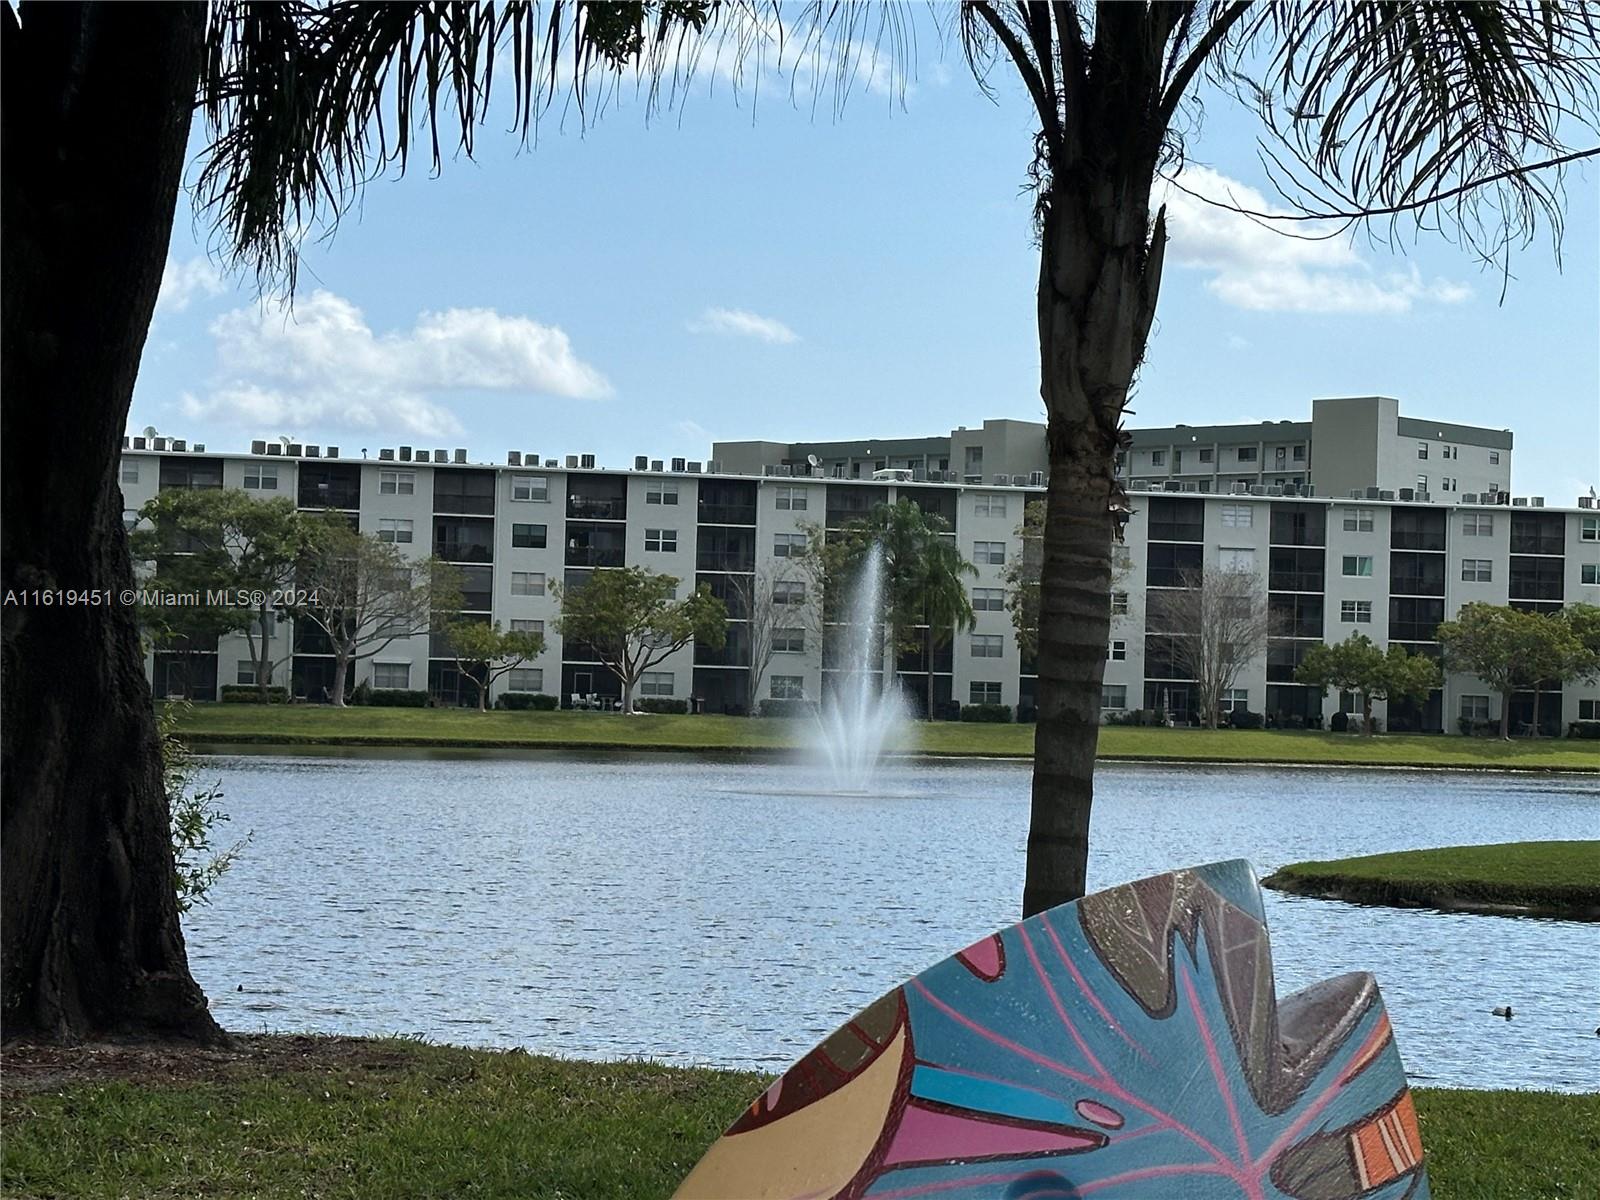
{"left": 434, "top": 540, "right": 493, "bottom": 563}
{"left": 1267, "top": 570, "right": 1325, "bottom": 592}
{"left": 565, "top": 546, "right": 625, "bottom": 568}
{"left": 697, "top": 502, "right": 757, "bottom": 526}
{"left": 567, "top": 497, "right": 625, "bottom": 521}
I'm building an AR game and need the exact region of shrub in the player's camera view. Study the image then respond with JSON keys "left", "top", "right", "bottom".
{"left": 349, "top": 680, "right": 373, "bottom": 706}
{"left": 1329, "top": 711, "right": 1349, "bottom": 733}
{"left": 368, "top": 688, "right": 430, "bottom": 708}
{"left": 635, "top": 697, "right": 688, "bottom": 715}
{"left": 219, "top": 684, "right": 287, "bottom": 704}
{"left": 1363, "top": 715, "right": 1384, "bottom": 735}
{"left": 1571, "top": 720, "right": 1600, "bottom": 740}
{"left": 960, "top": 703, "right": 1013, "bottom": 723}
{"left": 495, "top": 692, "right": 559, "bottom": 711}
{"left": 1227, "top": 709, "right": 1264, "bottom": 730}
{"left": 1016, "top": 704, "right": 1037, "bottom": 724}
{"left": 759, "top": 698, "right": 819, "bottom": 719}
{"left": 158, "top": 702, "right": 248, "bottom": 913}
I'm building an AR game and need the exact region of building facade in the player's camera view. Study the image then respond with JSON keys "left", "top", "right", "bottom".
{"left": 120, "top": 398, "right": 1597, "bottom": 732}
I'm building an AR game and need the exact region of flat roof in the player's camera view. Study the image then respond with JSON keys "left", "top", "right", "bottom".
{"left": 1397, "top": 416, "right": 1514, "bottom": 449}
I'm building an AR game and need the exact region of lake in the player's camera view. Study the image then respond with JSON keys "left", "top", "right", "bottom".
{"left": 185, "top": 751, "right": 1600, "bottom": 1092}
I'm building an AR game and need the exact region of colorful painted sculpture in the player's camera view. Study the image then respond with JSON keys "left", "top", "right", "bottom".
{"left": 676, "top": 860, "right": 1427, "bottom": 1200}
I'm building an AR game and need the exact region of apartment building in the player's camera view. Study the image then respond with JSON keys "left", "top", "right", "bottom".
{"left": 120, "top": 398, "right": 1597, "bottom": 732}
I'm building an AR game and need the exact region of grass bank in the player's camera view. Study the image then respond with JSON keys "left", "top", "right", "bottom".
{"left": 1263, "top": 840, "right": 1600, "bottom": 920}
{"left": 169, "top": 704, "right": 1600, "bottom": 770}
{"left": 4, "top": 1036, "right": 1595, "bottom": 1199}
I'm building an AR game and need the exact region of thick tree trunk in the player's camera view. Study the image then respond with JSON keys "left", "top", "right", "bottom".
{"left": 1501, "top": 689, "right": 1513, "bottom": 739}
{"left": 1530, "top": 683, "right": 1541, "bottom": 738}
{"left": 2, "top": 2, "right": 221, "bottom": 1043}
{"left": 1362, "top": 695, "right": 1375, "bottom": 736}
{"left": 330, "top": 655, "right": 349, "bottom": 707}
{"left": 621, "top": 679, "right": 635, "bottom": 715}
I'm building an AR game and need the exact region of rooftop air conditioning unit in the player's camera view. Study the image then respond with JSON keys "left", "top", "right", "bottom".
{"left": 1232, "top": 482, "right": 1250, "bottom": 495}
{"left": 927, "top": 469, "right": 943, "bottom": 482}
{"left": 565, "top": 454, "right": 580, "bottom": 469}
{"left": 195, "top": 443, "right": 207, "bottom": 453}
{"left": 1530, "top": 496, "right": 1545, "bottom": 507}
{"left": 1398, "top": 487, "right": 1414, "bottom": 501}
{"left": 580, "top": 453, "right": 595, "bottom": 469}
{"left": 650, "top": 459, "right": 664, "bottom": 472}
{"left": 633, "top": 455, "right": 648, "bottom": 470}
{"left": 1415, "top": 491, "right": 1431, "bottom": 503}
{"left": 1267, "top": 485, "right": 1284, "bottom": 496}
{"left": 267, "top": 443, "right": 284, "bottom": 456}
{"left": 306, "top": 445, "right": 320, "bottom": 457}
{"left": 1030, "top": 470, "right": 1045, "bottom": 486}
{"left": 287, "top": 443, "right": 302, "bottom": 456}
{"left": 687, "top": 461, "right": 703, "bottom": 473}
{"left": 707, "top": 461, "right": 722, "bottom": 474}
{"left": 1365, "top": 487, "right": 1381, "bottom": 499}
{"left": 251, "top": 439, "right": 267, "bottom": 455}
{"left": 671, "top": 457, "right": 686, "bottom": 472}
{"left": 1249, "top": 484, "right": 1267, "bottom": 496}
{"left": 415, "top": 450, "right": 430, "bottom": 463}
{"left": 1163, "top": 480, "right": 1182, "bottom": 492}
{"left": 509, "top": 451, "right": 523, "bottom": 467}
{"left": 131, "top": 436, "right": 147, "bottom": 449}
{"left": 1496, "top": 491, "right": 1511, "bottom": 505}
{"left": 122, "top": 436, "right": 131, "bottom": 449}
{"left": 1302, "top": 485, "right": 1314, "bottom": 497}
{"left": 399, "top": 446, "right": 412, "bottom": 461}
{"left": 1512, "top": 496, "right": 1528, "bottom": 507}
{"left": 1461, "top": 493, "right": 1477, "bottom": 503}
{"left": 172, "top": 438, "right": 187, "bottom": 451}
{"left": 777, "top": 464, "right": 792, "bottom": 476}
{"left": 1181, "top": 482, "right": 1199, "bottom": 493}
{"left": 379, "top": 448, "right": 395, "bottom": 461}
{"left": 1009, "top": 474, "right": 1026, "bottom": 487}
{"left": 1130, "top": 478, "right": 1150, "bottom": 491}
{"left": 152, "top": 437, "right": 168, "bottom": 451}
{"left": 1378, "top": 490, "right": 1395, "bottom": 501}
{"left": 1349, "top": 489, "right": 1364, "bottom": 499}
{"left": 989, "top": 473, "right": 1006, "bottom": 486}
{"left": 763, "top": 465, "right": 778, "bottom": 476}
{"left": 813, "top": 466, "right": 827, "bottom": 478}
{"left": 1579, "top": 496, "right": 1596, "bottom": 509}
{"left": 912, "top": 467, "right": 926, "bottom": 481}
{"left": 544, "top": 458, "right": 559, "bottom": 468}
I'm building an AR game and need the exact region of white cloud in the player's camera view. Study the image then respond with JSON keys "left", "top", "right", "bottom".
{"left": 180, "top": 290, "right": 610, "bottom": 437}
{"left": 687, "top": 306, "right": 799, "bottom": 344}
{"left": 156, "top": 257, "right": 225, "bottom": 313}
{"left": 1157, "top": 167, "right": 1472, "bottom": 315}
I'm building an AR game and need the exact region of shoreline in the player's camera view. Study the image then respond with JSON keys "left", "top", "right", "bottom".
{"left": 182, "top": 731, "right": 1600, "bottom": 774}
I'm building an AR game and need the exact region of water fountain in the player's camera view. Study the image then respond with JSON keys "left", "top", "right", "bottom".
{"left": 811, "top": 547, "right": 908, "bottom": 793}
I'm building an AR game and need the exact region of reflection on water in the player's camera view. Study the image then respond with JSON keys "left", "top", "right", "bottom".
{"left": 185, "top": 752, "right": 1600, "bottom": 1091}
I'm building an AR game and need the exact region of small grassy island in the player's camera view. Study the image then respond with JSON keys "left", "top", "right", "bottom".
{"left": 1263, "top": 840, "right": 1600, "bottom": 920}
{"left": 3, "top": 1037, "right": 1597, "bottom": 1199}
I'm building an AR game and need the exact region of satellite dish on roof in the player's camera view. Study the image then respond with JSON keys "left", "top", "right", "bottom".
{"left": 143, "top": 425, "right": 159, "bottom": 438}
{"left": 807, "top": 454, "right": 821, "bottom": 468}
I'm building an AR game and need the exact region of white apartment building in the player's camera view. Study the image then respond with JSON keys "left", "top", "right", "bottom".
{"left": 120, "top": 396, "right": 1600, "bottom": 732}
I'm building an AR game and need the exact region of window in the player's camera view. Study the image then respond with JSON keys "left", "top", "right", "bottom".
{"left": 1237, "top": 446, "right": 1258, "bottom": 462}
{"left": 773, "top": 580, "right": 806, "bottom": 605}
{"left": 1111, "top": 591, "right": 1129, "bottom": 615}
{"left": 1461, "top": 559, "right": 1493, "bottom": 583}
{"left": 1219, "top": 547, "right": 1255, "bottom": 572}
{"left": 773, "top": 628, "right": 806, "bottom": 653}
{"left": 770, "top": 675, "right": 805, "bottom": 699}
{"left": 971, "top": 633, "right": 1004, "bottom": 658}
{"left": 640, "top": 671, "right": 674, "bottom": 696}
{"left": 1199, "top": 448, "right": 1214, "bottom": 464}
{"left": 1489, "top": 451, "right": 1500, "bottom": 465}
{"left": 372, "top": 662, "right": 410, "bottom": 689}
{"left": 1417, "top": 442, "right": 1429, "bottom": 460}
{"left": 1292, "top": 445, "right": 1306, "bottom": 461}
{"left": 1581, "top": 699, "right": 1600, "bottom": 720}
{"left": 511, "top": 571, "right": 545, "bottom": 596}
{"left": 1343, "top": 508, "right": 1375, "bottom": 532}
{"left": 1463, "top": 512, "right": 1494, "bottom": 536}
{"left": 1460, "top": 695, "right": 1490, "bottom": 722}
{"left": 378, "top": 517, "right": 413, "bottom": 544}
{"left": 1440, "top": 477, "right": 1455, "bottom": 492}
{"left": 1583, "top": 517, "right": 1599, "bottom": 541}
{"left": 973, "top": 541, "right": 1007, "bottom": 565}
{"left": 1416, "top": 475, "right": 1428, "bottom": 492}
{"left": 974, "top": 493, "right": 1008, "bottom": 518}
{"left": 775, "top": 486, "right": 807, "bottom": 511}
{"left": 773, "top": 532, "right": 806, "bottom": 557}
{"left": 972, "top": 587, "right": 1005, "bottom": 611}
{"left": 1100, "top": 684, "right": 1128, "bottom": 711}
{"left": 511, "top": 474, "right": 548, "bottom": 502}
{"left": 121, "top": 461, "right": 140, "bottom": 484}
{"left": 244, "top": 463, "right": 278, "bottom": 490}
{"left": 380, "top": 470, "right": 415, "bottom": 496}
{"left": 506, "top": 667, "right": 543, "bottom": 692}
{"left": 1340, "top": 599, "right": 1373, "bottom": 624}
{"left": 646, "top": 480, "right": 679, "bottom": 505}
{"left": 236, "top": 660, "right": 257, "bottom": 685}
{"left": 1583, "top": 563, "right": 1600, "bottom": 586}
{"left": 970, "top": 681, "right": 1002, "bottom": 705}
{"left": 1220, "top": 689, "right": 1250, "bottom": 713}
{"left": 1108, "top": 639, "right": 1127, "bottom": 661}
{"left": 510, "top": 619, "right": 544, "bottom": 636}
{"left": 1150, "top": 450, "right": 1166, "bottom": 467}
{"left": 1220, "top": 504, "right": 1253, "bottom": 528}
{"left": 646, "top": 528, "right": 679, "bottom": 553}
{"left": 1342, "top": 555, "right": 1374, "bottom": 577}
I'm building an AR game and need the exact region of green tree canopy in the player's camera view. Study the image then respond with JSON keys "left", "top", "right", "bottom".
{"left": 442, "top": 619, "right": 546, "bottom": 712}
{"left": 1435, "top": 603, "right": 1579, "bottom": 738}
{"left": 1296, "top": 633, "right": 1438, "bottom": 736}
{"left": 553, "top": 567, "right": 725, "bottom": 715}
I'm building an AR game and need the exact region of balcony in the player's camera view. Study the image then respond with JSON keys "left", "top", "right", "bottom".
{"left": 434, "top": 539, "right": 493, "bottom": 564}
{"left": 697, "top": 502, "right": 757, "bottom": 526}
{"left": 565, "top": 546, "right": 625, "bottom": 568}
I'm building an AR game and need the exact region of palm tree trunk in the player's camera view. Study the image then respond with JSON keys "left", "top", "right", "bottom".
{"left": 2, "top": 1, "right": 221, "bottom": 1043}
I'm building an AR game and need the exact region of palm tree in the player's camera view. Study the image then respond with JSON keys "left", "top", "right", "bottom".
{"left": 6, "top": 1, "right": 1596, "bottom": 1040}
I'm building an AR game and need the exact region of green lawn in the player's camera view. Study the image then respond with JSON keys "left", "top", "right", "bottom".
{"left": 169, "top": 703, "right": 1600, "bottom": 770}
{"left": 1264, "top": 840, "right": 1600, "bottom": 918}
{"left": 3, "top": 1036, "right": 1594, "bottom": 1199}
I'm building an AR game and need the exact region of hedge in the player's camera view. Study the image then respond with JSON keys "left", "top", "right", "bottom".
{"left": 758, "top": 698, "right": 819, "bottom": 719}
{"left": 1227, "top": 709, "right": 1264, "bottom": 730}
{"left": 959, "top": 703, "right": 1013, "bottom": 723}
{"left": 368, "top": 688, "right": 430, "bottom": 708}
{"left": 219, "top": 685, "right": 288, "bottom": 704}
{"left": 495, "top": 692, "right": 559, "bottom": 711}
{"left": 635, "top": 697, "right": 689, "bottom": 715}
{"left": 1570, "top": 720, "right": 1600, "bottom": 740}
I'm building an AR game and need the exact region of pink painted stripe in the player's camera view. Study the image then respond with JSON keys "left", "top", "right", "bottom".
{"left": 881, "top": 1102, "right": 1101, "bottom": 1166}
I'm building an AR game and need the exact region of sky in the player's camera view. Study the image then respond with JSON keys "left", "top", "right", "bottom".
{"left": 136, "top": 28, "right": 1600, "bottom": 502}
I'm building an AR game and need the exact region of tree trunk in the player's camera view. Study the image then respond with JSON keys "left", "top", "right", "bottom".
{"left": 330, "top": 654, "right": 349, "bottom": 707}
{"left": 2, "top": 1, "right": 221, "bottom": 1043}
{"left": 925, "top": 626, "right": 935, "bottom": 720}
{"left": 1362, "top": 695, "right": 1375, "bottom": 737}
{"left": 254, "top": 605, "right": 273, "bottom": 698}
{"left": 620, "top": 675, "right": 635, "bottom": 715}
{"left": 1501, "top": 688, "right": 1513, "bottom": 739}
{"left": 1529, "top": 682, "right": 1541, "bottom": 738}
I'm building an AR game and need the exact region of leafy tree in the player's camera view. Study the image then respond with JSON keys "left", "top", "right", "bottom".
{"left": 1297, "top": 633, "right": 1438, "bottom": 736}
{"left": 131, "top": 490, "right": 311, "bottom": 697}
{"left": 1001, "top": 500, "right": 1047, "bottom": 660}
{"left": 442, "top": 620, "right": 546, "bottom": 712}
{"left": 812, "top": 500, "right": 976, "bottom": 718}
{"left": 1435, "top": 603, "right": 1584, "bottom": 738}
{"left": 288, "top": 518, "right": 460, "bottom": 707}
{"left": 724, "top": 562, "right": 811, "bottom": 717}
{"left": 158, "top": 704, "right": 248, "bottom": 914}
{"left": 553, "top": 568, "right": 726, "bottom": 715}
{"left": 1151, "top": 567, "right": 1270, "bottom": 730}
{"left": 1517, "top": 612, "right": 1588, "bottom": 737}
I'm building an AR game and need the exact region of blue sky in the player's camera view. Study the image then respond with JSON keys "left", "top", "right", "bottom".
{"left": 137, "top": 37, "right": 1599, "bottom": 500}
